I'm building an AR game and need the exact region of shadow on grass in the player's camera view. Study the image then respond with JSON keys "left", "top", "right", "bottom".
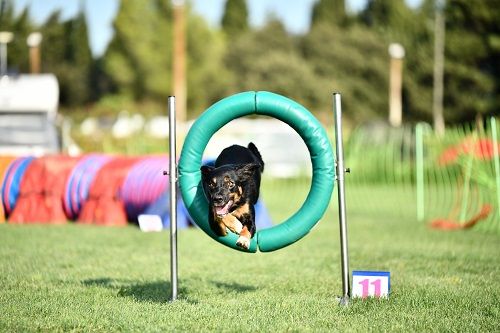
{"left": 82, "top": 278, "right": 192, "bottom": 304}
{"left": 82, "top": 277, "right": 257, "bottom": 303}
{"left": 211, "top": 281, "right": 257, "bottom": 293}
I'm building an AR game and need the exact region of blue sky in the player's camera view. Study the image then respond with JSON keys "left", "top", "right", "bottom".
{"left": 13, "top": 0, "right": 420, "bottom": 58}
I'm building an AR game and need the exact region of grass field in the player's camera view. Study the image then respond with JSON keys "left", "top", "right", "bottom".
{"left": 1, "top": 185, "right": 499, "bottom": 332}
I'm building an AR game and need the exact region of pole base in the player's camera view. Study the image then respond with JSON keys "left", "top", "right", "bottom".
{"left": 336, "top": 296, "right": 350, "bottom": 306}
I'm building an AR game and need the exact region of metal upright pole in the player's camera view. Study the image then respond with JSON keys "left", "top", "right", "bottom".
{"left": 491, "top": 118, "right": 500, "bottom": 225}
{"left": 388, "top": 43, "right": 405, "bottom": 128}
{"left": 172, "top": 0, "right": 187, "bottom": 123}
{"left": 415, "top": 123, "right": 425, "bottom": 221}
{"left": 333, "top": 93, "right": 350, "bottom": 306}
{"left": 168, "top": 96, "right": 178, "bottom": 301}
{"left": 433, "top": 0, "right": 446, "bottom": 136}
{"left": 0, "top": 42, "right": 7, "bottom": 76}
{"left": 0, "top": 31, "right": 14, "bottom": 76}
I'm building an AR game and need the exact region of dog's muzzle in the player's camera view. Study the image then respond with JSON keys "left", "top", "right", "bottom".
{"left": 214, "top": 200, "right": 233, "bottom": 216}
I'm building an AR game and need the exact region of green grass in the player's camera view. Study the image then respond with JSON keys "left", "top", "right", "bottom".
{"left": 1, "top": 186, "right": 499, "bottom": 332}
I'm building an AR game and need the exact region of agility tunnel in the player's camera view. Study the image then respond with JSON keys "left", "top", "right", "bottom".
{"left": 1, "top": 156, "right": 35, "bottom": 218}
{"left": 121, "top": 156, "right": 169, "bottom": 221}
{"left": 63, "top": 154, "right": 112, "bottom": 220}
{"left": 8, "top": 155, "right": 80, "bottom": 224}
{"left": 0, "top": 153, "right": 273, "bottom": 229}
{"left": 78, "top": 156, "right": 144, "bottom": 226}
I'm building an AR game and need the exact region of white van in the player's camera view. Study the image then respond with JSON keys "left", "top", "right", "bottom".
{"left": 0, "top": 74, "right": 60, "bottom": 156}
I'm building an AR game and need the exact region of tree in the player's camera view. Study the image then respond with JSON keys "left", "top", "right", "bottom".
{"left": 301, "top": 23, "right": 389, "bottom": 121}
{"left": 221, "top": 0, "right": 248, "bottom": 39}
{"left": 37, "top": 9, "right": 95, "bottom": 107}
{"left": 40, "top": 11, "right": 66, "bottom": 72}
{"left": 0, "top": 0, "right": 15, "bottom": 32}
{"left": 0, "top": 1, "right": 33, "bottom": 74}
{"left": 186, "top": 14, "right": 231, "bottom": 115}
{"left": 0, "top": 0, "right": 15, "bottom": 74}
{"left": 103, "top": 0, "right": 173, "bottom": 100}
{"left": 11, "top": 7, "right": 33, "bottom": 73}
{"left": 358, "top": 0, "right": 437, "bottom": 123}
{"left": 311, "top": 0, "right": 347, "bottom": 28}
{"left": 38, "top": 10, "right": 93, "bottom": 106}
{"left": 64, "top": 11, "right": 92, "bottom": 68}
{"left": 355, "top": 0, "right": 500, "bottom": 124}
{"left": 359, "top": 0, "right": 420, "bottom": 49}
{"left": 102, "top": 1, "right": 230, "bottom": 118}
{"left": 61, "top": 10, "right": 93, "bottom": 105}
{"left": 361, "top": 0, "right": 413, "bottom": 29}
{"left": 443, "top": 0, "right": 500, "bottom": 122}
{"left": 225, "top": 20, "right": 326, "bottom": 116}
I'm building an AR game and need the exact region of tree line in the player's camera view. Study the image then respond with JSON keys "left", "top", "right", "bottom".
{"left": 1, "top": 0, "right": 498, "bottom": 124}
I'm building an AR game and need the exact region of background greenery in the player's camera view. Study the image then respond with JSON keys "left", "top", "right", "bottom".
{"left": 1, "top": 0, "right": 498, "bottom": 124}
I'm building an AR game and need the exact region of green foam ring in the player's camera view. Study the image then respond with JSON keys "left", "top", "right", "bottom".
{"left": 178, "top": 91, "right": 335, "bottom": 253}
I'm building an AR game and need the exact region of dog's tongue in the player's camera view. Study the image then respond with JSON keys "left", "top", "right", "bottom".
{"left": 215, "top": 200, "right": 233, "bottom": 215}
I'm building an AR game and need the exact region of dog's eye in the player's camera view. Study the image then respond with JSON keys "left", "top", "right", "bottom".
{"left": 208, "top": 182, "right": 216, "bottom": 189}
{"left": 227, "top": 181, "right": 235, "bottom": 189}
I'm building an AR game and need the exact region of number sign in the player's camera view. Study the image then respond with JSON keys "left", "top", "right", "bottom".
{"left": 352, "top": 271, "right": 390, "bottom": 298}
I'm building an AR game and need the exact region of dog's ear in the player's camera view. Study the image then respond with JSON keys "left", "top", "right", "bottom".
{"left": 236, "top": 163, "right": 260, "bottom": 181}
{"left": 200, "top": 165, "right": 214, "bottom": 179}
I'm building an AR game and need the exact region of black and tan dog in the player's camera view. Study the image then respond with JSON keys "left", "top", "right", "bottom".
{"left": 201, "top": 143, "right": 264, "bottom": 250}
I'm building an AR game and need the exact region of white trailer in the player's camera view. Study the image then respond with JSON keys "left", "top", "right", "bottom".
{"left": 0, "top": 74, "right": 60, "bottom": 156}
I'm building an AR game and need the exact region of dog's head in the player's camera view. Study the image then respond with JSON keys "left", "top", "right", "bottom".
{"left": 200, "top": 163, "right": 260, "bottom": 216}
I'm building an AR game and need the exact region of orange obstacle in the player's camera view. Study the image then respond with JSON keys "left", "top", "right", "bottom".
{"left": 0, "top": 156, "right": 16, "bottom": 223}
{"left": 429, "top": 204, "right": 492, "bottom": 230}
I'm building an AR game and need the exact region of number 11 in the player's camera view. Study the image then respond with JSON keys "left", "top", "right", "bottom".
{"left": 358, "top": 278, "right": 382, "bottom": 298}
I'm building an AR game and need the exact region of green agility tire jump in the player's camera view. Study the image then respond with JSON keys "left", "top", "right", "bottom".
{"left": 179, "top": 91, "right": 335, "bottom": 252}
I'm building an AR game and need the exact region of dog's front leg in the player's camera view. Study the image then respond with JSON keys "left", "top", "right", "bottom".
{"left": 236, "top": 226, "right": 251, "bottom": 250}
{"left": 211, "top": 213, "right": 227, "bottom": 236}
{"left": 220, "top": 214, "right": 243, "bottom": 235}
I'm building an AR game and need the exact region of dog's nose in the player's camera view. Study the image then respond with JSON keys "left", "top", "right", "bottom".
{"left": 213, "top": 194, "right": 224, "bottom": 204}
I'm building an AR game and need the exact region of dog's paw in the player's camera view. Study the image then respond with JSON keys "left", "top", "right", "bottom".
{"left": 236, "top": 236, "right": 250, "bottom": 250}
